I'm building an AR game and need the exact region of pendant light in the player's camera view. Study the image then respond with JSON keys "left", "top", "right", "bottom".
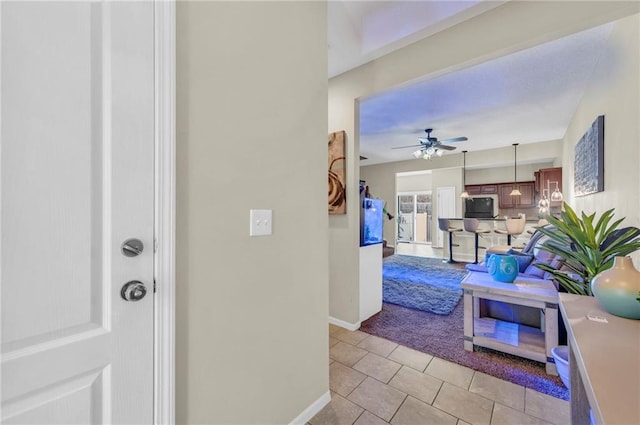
{"left": 538, "top": 189, "right": 549, "bottom": 209}
{"left": 460, "top": 150, "right": 469, "bottom": 198}
{"left": 509, "top": 143, "right": 522, "bottom": 196}
{"left": 550, "top": 181, "right": 564, "bottom": 202}
{"left": 538, "top": 188, "right": 550, "bottom": 215}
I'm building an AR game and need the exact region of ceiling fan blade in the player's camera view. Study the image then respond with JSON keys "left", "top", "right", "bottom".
{"left": 391, "top": 143, "right": 423, "bottom": 150}
{"left": 437, "top": 144, "right": 457, "bottom": 151}
{"left": 439, "top": 136, "right": 468, "bottom": 143}
{"left": 418, "top": 137, "right": 435, "bottom": 144}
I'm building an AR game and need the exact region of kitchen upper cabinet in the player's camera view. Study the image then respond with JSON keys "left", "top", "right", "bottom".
{"left": 464, "top": 184, "right": 498, "bottom": 195}
{"left": 498, "top": 181, "right": 535, "bottom": 208}
{"left": 466, "top": 185, "right": 483, "bottom": 196}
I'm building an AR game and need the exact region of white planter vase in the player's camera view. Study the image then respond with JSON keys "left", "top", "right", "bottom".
{"left": 551, "top": 345, "right": 570, "bottom": 390}
{"left": 591, "top": 256, "right": 640, "bottom": 320}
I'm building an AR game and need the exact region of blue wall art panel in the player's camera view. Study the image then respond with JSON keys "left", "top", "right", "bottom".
{"left": 574, "top": 115, "right": 604, "bottom": 197}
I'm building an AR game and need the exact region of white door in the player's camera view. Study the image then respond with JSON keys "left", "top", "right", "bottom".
{"left": 1, "top": 2, "right": 155, "bottom": 424}
{"left": 436, "top": 187, "right": 456, "bottom": 248}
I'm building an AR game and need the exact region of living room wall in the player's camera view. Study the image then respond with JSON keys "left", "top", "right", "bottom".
{"left": 562, "top": 13, "right": 640, "bottom": 244}
{"left": 329, "top": 1, "right": 638, "bottom": 327}
{"left": 176, "top": 2, "right": 329, "bottom": 423}
{"left": 396, "top": 172, "right": 432, "bottom": 193}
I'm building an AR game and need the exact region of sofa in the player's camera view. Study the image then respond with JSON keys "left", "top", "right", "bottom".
{"left": 463, "top": 226, "right": 566, "bottom": 327}
{"left": 466, "top": 228, "right": 568, "bottom": 284}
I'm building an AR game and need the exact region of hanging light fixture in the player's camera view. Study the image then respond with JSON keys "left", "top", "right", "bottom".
{"left": 538, "top": 188, "right": 550, "bottom": 215}
{"left": 411, "top": 144, "right": 446, "bottom": 161}
{"left": 550, "top": 181, "right": 564, "bottom": 202}
{"left": 538, "top": 189, "right": 550, "bottom": 209}
{"left": 411, "top": 146, "right": 442, "bottom": 160}
{"left": 509, "top": 143, "right": 522, "bottom": 196}
{"left": 461, "top": 150, "right": 469, "bottom": 198}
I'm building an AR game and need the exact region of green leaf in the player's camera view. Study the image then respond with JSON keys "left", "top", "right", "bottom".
{"left": 531, "top": 202, "right": 640, "bottom": 295}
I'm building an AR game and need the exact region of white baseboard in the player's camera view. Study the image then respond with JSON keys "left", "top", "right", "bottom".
{"left": 289, "top": 391, "right": 331, "bottom": 425}
{"left": 328, "top": 316, "right": 361, "bottom": 331}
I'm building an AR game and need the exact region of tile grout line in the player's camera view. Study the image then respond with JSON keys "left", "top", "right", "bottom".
{"left": 431, "top": 379, "right": 445, "bottom": 406}
{"left": 387, "top": 393, "right": 409, "bottom": 424}
{"left": 350, "top": 408, "right": 365, "bottom": 425}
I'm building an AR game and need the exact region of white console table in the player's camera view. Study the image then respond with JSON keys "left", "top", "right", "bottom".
{"left": 559, "top": 293, "right": 640, "bottom": 425}
{"left": 462, "top": 271, "right": 559, "bottom": 374}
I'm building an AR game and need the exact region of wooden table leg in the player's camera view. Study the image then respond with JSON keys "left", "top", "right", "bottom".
{"left": 463, "top": 289, "right": 474, "bottom": 351}
{"left": 544, "top": 303, "right": 558, "bottom": 375}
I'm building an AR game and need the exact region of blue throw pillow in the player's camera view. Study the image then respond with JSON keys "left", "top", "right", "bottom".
{"left": 507, "top": 248, "right": 534, "bottom": 273}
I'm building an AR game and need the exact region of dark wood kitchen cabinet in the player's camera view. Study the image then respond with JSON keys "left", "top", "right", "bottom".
{"left": 498, "top": 181, "right": 535, "bottom": 208}
{"left": 537, "top": 167, "right": 563, "bottom": 206}
{"left": 464, "top": 184, "right": 498, "bottom": 195}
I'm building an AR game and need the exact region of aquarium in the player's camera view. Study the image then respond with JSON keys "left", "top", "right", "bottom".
{"left": 361, "top": 198, "right": 384, "bottom": 246}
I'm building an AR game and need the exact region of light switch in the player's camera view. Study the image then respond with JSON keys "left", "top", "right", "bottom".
{"left": 250, "top": 209, "right": 273, "bottom": 236}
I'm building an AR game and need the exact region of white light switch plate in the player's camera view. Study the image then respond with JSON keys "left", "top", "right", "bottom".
{"left": 250, "top": 209, "right": 272, "bottom": 236}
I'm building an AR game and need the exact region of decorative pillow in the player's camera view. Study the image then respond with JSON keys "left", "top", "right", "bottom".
{"left": 522, "top": 226, "right": 552, "bottom": 253}
{"left": 466, "top": 263, "right": 488, "bottom": 273}
{"left": 506, "top": 248, "right": 535, "bottom": 273}
{"left": 543, "top": 255, "right": 566, "bottom": 279}
{"left": 524, "top": 249, "right": 556, "bottom": 278}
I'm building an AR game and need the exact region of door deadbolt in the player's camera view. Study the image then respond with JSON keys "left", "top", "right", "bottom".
{"left": 121, "top": 238, "right": 144, "bottom": 257}
{"left": 121, "top": 280, "right": 147, "bottom": 302}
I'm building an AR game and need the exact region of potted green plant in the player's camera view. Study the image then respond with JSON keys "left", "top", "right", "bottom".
{"left": 534, "top": 203, "right": 640, "bottom": 295}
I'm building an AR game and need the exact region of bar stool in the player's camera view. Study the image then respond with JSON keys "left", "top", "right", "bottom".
{"left": 438, "top": 218, "right": 462, "bottom": 263}
{"left": 463, "top": 218, "right": 491, "bottom": 264}
{"left": 495, "top": 217, "right": 526, "bottom": 245}
{"left": 527, "top": 218, "right": 549, "bottom": 235}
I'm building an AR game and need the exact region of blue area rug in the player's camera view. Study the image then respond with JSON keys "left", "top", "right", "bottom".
{"left": 383, "top": 255, "right": 468, "bottom": 315}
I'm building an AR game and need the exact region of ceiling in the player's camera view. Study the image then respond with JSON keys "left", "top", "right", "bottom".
{"left": 328, "top": 1, "right": 616, "bottom": 166}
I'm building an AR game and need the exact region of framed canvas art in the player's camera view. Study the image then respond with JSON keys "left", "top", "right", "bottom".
{"left": 328, "top": 131, "right": 346, "bottom": 214}
{"left": 574, "top": 115, "right": 604, "bottom": 197}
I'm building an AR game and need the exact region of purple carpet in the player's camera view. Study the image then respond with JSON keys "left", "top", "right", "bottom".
{"left": 361, "top": 260, "right": 569, "bottom": 401}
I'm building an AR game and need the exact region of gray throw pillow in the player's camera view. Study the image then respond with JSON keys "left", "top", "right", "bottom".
{"left": 506, "top": 248, "right": 535, "bottom": 273}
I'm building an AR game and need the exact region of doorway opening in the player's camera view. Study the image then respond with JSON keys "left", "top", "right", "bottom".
{"left": 397, "top": 192, "right": 433, "bottom": 244}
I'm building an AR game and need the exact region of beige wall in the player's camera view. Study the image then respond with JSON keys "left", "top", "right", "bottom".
{"left": 176, "top": 2, "right": 329, "bottom": 423}
{"left": 562, "top": 14, "right": 640, "bottom": 233}
{"left": 329, "top": 1, "right": 638, "bottom": 325}
{"left": 396, "top": 172, "right": 432, "bottom": 193}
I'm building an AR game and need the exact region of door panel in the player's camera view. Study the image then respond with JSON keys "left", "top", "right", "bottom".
{"left": 4, "top": 369, "right": 105, "bottom": 425}
{"left": 2, "top": 1, "right": 102, "bottom": 347}
{"left": 1, "top": 2, "right": 154, "bottom": 423}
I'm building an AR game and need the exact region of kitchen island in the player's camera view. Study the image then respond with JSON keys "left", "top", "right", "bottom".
{"left": 437, "top": 217, "right": 542, "bottom": 263}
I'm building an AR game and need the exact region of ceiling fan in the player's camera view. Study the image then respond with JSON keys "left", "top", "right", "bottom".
{"left": 392, "top": 128, "right": 468, "bottom": 160}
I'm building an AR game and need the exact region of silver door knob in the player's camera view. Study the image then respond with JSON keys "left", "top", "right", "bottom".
{"left": 121, "top": 238, "right": 144, "bottom": 257}
{"left": 121, "top": 280, "right": 147, "bottom": 302}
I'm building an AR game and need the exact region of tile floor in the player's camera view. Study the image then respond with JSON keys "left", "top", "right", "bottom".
{"left": 310, "top": 325, "right": 570, "bottom": 425}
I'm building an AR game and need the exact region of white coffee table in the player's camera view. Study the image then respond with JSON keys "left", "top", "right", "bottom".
{"left": 461, "top": 271, "right": 559, "bottom": 375}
